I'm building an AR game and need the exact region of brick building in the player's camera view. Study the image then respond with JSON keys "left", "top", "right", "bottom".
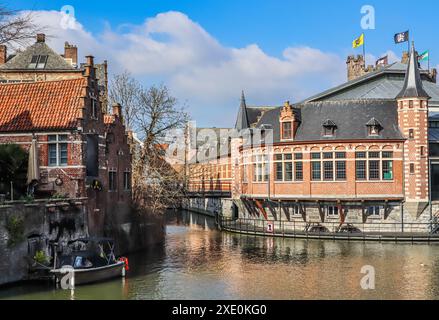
{"left": 0, "top": 34, "right": 108, "bottom": 111}
{"left": 186, "top": 43, "right": 439, "bottom": 231}
{"left": 0, "top": 54, "right": 131, "bottom": 235}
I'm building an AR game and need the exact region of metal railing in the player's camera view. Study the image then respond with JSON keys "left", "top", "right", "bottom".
{"left": 218, "top": 216, "right": 439, "bottom": 240}
{"left": 187, "top": 181, "right": 232, "bottom": 193}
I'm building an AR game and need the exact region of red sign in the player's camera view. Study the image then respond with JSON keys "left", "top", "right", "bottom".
{"left": 266, "top": 221, "right": 274, "bottom": 233}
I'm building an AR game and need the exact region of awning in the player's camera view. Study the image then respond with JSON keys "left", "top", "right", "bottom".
{"left": 27, "top": 137, "right": 40, "bottom": 184}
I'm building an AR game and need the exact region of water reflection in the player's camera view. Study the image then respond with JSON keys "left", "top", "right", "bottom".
{"left": 2, "top": 210, "right": 439, "bottom": 300}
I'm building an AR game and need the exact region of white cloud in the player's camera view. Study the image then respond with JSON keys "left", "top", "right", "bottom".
{"left": 24, "top": 10, "right": 348, "bottom": 127}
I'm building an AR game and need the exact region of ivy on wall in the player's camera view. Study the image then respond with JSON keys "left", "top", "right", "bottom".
{"left": 5, "top": 215, "right": 24, "bottom": 247}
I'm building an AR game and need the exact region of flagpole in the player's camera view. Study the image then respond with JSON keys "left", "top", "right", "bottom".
{"left": 363, "top": 33, "right": 366, "bottom": 68}
{"left": 428, "top": 49, "right": 430, "bottom": 72}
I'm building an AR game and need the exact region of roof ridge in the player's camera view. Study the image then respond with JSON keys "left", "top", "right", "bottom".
{"left": 301, "top": 98, "right": 396, "bottom": 104}
{"left": 0, "top": 77, "right": 86, "bottom": 86}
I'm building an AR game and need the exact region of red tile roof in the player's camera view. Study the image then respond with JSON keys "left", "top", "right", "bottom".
{"left": 0, "top": 78, "right": 86, "bottom": 132}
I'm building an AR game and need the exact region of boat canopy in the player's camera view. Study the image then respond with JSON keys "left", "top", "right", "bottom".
{"left": 67, "top": 237, "right": 115, "bottom": 245}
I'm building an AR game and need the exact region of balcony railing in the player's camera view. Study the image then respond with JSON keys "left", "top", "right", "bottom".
{"left": 218, "top": 216, "right": 439, "bottom": 241}
{"left": 187, "top": 181, "right": 232, "bottom": 194}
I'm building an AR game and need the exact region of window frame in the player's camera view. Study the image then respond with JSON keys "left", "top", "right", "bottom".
{"left": 311, "top": 152, "right": 346, "bottom": 182}
{"left": 273, "top": 153, "right": 303, "bottom": 182}
{"left": 281, "top": 122, "right": 292, "bottom": 140}
{"left": 252, "top": 154, "right": 269, "bottom": 182}
{"left": 355, "top": 151, "right": 394, "bottom": 181}
{"left": 91, "top": 98, "right": 99, "bottom": 119}
{"left": 48, "top": 134, "right": 68, "bottom": 167}
{"left": 123, "top": 171, "right": 131, "bottom": 191}
{"left": 326, "top": 205, "right": 339, "bottom": 217}
{"left": 109, "top": 169, "right": 117, "bottom": 192}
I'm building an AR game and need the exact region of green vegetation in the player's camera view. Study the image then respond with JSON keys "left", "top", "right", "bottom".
{"left": 50, "top": 193, "right": 68, "bottom": 200}
{"left": 20, "top": 195, "right": 35, "bottom": 203}
{"left": 33, "top": 250, "right": 50, "bottom": 265}
{"left": 0, "top": 144, "right": 28, "bottom": 199}
{"left": 5, "top": 215, "right": 25, "bottom": 247}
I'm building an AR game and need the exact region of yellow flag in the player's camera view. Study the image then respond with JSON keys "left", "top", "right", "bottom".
{"left": 352, "top": 33, "right": 364, "bottom": 49}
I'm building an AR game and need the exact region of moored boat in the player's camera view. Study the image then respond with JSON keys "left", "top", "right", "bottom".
{"left": 50, "top": 237, "right": 128, "bottom": 286}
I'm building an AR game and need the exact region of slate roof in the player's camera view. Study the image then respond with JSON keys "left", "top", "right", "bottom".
{"left": 0, "top": 41, "right": 75, "bottom": 71}
{"left": 255, "top": 99, "right": 404, "bottom": 143}
{"left": 186, "top": 127, "right": 234, "bottom": 163}
{"left": 0, "top": 78, "right": 86, "bottom": 132}
{"left": 396, "top": 43, "right": 430, "bottom": 99}
{"left": 366, "top": 117, "right": 382, "bottom": 127}
{"left": 235, "top": 91, "right": 250, "bottom": 130}
{"left": 304, "top": 61, "right": 439, "bottom": 106}
{"left": 429, "top": 128, "right": 439, "bottom": 141}
{"left": 246, "top": 106, "right": 279, "bottom": 126}
{"left": 322, "top": 119, "right": 337, "bottom": 127}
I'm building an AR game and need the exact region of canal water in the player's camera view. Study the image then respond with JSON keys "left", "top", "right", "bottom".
{"left": 2, "top": 210, "right": 439, "bottom": 300}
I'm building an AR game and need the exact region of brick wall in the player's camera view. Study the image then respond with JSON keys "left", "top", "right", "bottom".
{"left": 0, "top": 71, "right": 83, "bottom": 83}
{"left": 235, "top": 141, "right": 404, "bottom": 200}
{"left": 397, "top": 98, "right": 429, "bottom": 202}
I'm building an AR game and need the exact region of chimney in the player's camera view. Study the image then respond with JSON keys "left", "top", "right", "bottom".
{"left": 36, "top": 33, "right": 45, "bottom": 43}
{"left": 0, "top": 45, "right": 7, "bottom": 65}
{"left": 401, "top": 51, "right": 409, "bottom": 64}
{"left": 112, "top": 103, "right": 122, "bottom": 119}
{"left": 86, "top": 55, "right": 94, "bottom": 66}
{"left": 64, "top": 42, "right": 78, "bottom": 67}
{"left": 430, "top": 68, "right": 437, "bottom": 83}
{"left": 346, "top": 55, "right": 366, "bottom": 81}
{"left": 84, "top": 55, "right": 95, "bottom": 77}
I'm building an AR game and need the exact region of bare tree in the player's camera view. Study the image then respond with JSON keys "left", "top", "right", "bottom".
{"left": 0, "top": 5, "right": 44, "bottom": 48}
{"left": 135, "top": 85, "right": 188, "bottom": 151}
{"left": 108, "top": 71, "right": 141, "bottom": 129}
{"left": 110, "top": 73, "right": 189, "bottom": 214}
{"left": 132, "top": 84, "right": 189, "bottom": 214}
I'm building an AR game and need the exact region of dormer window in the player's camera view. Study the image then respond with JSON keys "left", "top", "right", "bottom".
{"left": 280, "top": 101, "right": 299, "bottom": 141}
{"left": 281, "top": 122, "right": 292, "bottom": 140}
{"left": 28, "top": 55, "right": 48, "bottom": 69}
{"left": 366, "top": 118, "right": 382, "bottom": 136}
{"left": 322, "top": 119, "right": 337, "bottom": 137}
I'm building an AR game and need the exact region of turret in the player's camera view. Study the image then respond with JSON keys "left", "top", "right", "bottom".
{"left": 235, "top": 90, "right": 250, "bottom": 131}
{"left": 396, "top": 42, "right": 430, "bottom": 216}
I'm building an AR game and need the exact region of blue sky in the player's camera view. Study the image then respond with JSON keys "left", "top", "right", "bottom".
{"left": 7, "top": 0, "right": 439, "bottom": 126}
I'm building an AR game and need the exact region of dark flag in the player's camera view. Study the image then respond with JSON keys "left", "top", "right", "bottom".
{"left": 376, "top": 55, "right": 388, "bottom": 67}
{"left": 394, "top": 31, "right": 409, "bottom": 44}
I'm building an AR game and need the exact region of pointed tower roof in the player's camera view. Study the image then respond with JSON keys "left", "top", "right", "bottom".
{"left": 396, "top": 42, "right": 430, "bottom": 99}
{"left": 235, "top": 90, "right": 250, "bottom": 130}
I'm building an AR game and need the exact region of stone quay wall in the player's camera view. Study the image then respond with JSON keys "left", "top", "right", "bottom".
{"left": 184, "top": 196, "right": 439, "bottom": 235}
{"left": 0, "top": 199, "right": 165, "bottom": 286}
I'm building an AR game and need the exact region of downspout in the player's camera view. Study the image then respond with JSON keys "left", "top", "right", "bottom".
{"left": 429, "top": 157, "right": 432, "bottom": 232}
{"left": 402, "top": 142, "right": 405, "bottom": 233}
